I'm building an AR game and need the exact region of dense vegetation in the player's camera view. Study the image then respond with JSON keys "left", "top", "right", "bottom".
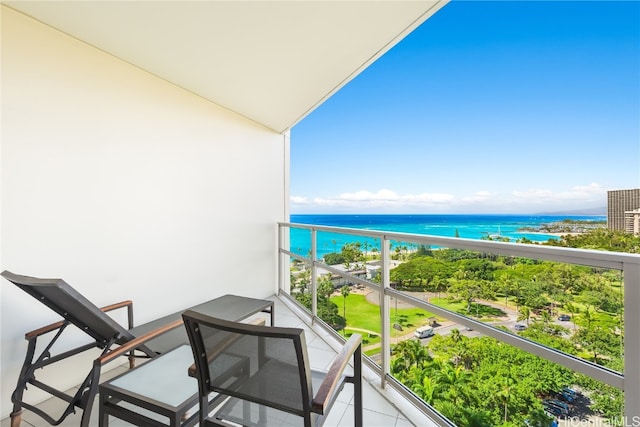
{"left": 290, "top": 228, "right": 639, "bottom": 426}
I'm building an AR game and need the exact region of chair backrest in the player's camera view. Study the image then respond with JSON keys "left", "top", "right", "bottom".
{"left": 2, "top": 270, "right": 134, "bottom": 346}
{"left": 183, "top": 309, "right": 313, "bottom": 416}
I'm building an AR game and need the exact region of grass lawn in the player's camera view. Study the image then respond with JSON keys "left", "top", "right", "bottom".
{"left": 330, "top": 293, "right": 437, "bottom": 336}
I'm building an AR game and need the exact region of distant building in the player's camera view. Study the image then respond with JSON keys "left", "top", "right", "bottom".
{"left": 626, "top": 209, "right": 640, "bottom": 236}
{"left": 607, "top": 189, "right": 640, "bottom": 235}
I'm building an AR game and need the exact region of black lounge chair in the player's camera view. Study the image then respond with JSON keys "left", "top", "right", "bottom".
{"left": 1, "top": 270, "right": 189, "bottom": 427}
{"left": 182, "top": 310, "right": 363, "bottom": 427}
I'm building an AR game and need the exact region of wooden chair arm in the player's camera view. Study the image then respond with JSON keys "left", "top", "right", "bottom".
{"left": 187, "top": 316, "right": 266, "bottom": 377}
{"left": 100, "top": 300, "right": 133, "bottom": 313}
{"left": 25, "top": 320, "right": 66, "bottom": 340}
{"left": 24, "top": 300, "right": 134, "bottom": 340}
{"left": 311, "top": 333, "right": 362, "bottom": 414}
{"left": 101, "top": 300, "right": 134, "bottom": 330}
{"left": 96, "top": 319, "right": 184, "bottom": 366}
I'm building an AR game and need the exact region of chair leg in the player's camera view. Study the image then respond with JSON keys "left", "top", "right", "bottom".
{"left": 11, "top": 338, "right": 36, "bottom": 427}
{"left": 79, "top": 367, "right": 101, "bottom": 427}
{"left": 9, "top": 409, "right": 22, "bottom": 427}
{"left": 128, "top": 354, "right": 136, "bottom": 369}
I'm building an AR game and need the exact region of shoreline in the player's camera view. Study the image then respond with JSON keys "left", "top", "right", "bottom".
{"left": 524, "top": 230, "right": 583, "bottom": 237}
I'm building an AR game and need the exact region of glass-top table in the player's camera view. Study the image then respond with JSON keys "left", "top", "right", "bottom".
{"left": 98, "top": 294, "right": 273, "bottom": 427}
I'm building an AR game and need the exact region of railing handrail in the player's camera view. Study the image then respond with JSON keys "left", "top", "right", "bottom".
{"left": 279, "top": 221, "right": 640, "bottom": 269}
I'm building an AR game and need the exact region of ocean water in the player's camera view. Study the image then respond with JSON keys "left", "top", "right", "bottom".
{"left": 289, "top": 214, "right": 606, "bottom": 258}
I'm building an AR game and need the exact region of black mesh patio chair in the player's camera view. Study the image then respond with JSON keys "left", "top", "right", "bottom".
{"left": 182, "top": 309, "right": 363, "bottom": 427}
{"left": 1, "top": 270, "right": 188, "bottom": 427}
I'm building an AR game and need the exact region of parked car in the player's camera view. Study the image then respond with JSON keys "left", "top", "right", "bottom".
{"left": 561, "top": 387, "right": 580, "bottom": 400}
{"left": 543, "top": 400, "right": 569, "bottom": 416}
{"left": 552, "top": 389, "right": 574, "bottom": 403}
{"left": 542, "top": 403, "right": 566, "bottom": 417}
{"left": 558, "top": 314, "right": 571, "bottom": 321}
{"left": 558, "top": 389, "right": 574, "bottom": 403}
{"left": 546, "top": 399, "right": 570, "bottom": 414}
{"left": 514, "top": 324, "right": 527, "bottom": 331}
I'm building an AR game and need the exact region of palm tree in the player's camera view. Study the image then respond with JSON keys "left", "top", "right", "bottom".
{"left": 564, "top": 302, "right": 579, "bottom": 330}
{"left": 517, "top": 306, "right": 531, "bottom": 326}
{"left": 434, "top": 401, "right": 460, "bottom": 425}
{"left": 340, "top": 285, "right": 351, "bottom": 335}
{"left": 317, "top": 276, "right": 334, "bottom": 300}
{"left": 391, "top": 339, "right": 430, "bottom": 372}
{"left": 462, "top": 408, "right": 493, "bottom": 427}
{"left": 539, "top": 310, "right": 552, "bottom": 329}
{"left": 435, "top": 363, "right": 473, "bottom": 406}
{"left": 581, "top": 305, "right": 594, "bottom": 330}
{"left": 495, "top": 376, "right": 514, "bottom": 423}
{"left": 450, "top": 328, "right": 462, "bottom": 344}
{"left": 412, "top": 375, "right": 438, "bottom": 404}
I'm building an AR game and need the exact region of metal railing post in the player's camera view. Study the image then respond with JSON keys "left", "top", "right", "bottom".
{"left": 311, "top": 228, "right": 318, "bottom": 320}
{"left": 624, "top": 261, "right": 640, "bottom": 423}
{"left": 278, "top": 223, "right": 284, "bottom": 294}
{"left": 380, "top": 236, "right": 391, "bottom": 388}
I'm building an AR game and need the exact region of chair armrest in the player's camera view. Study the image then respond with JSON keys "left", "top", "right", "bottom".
{"left": 25, "top": 320, "right": 66, "bottom": 340}
{"left": 96, "top": 319, "right": 184, "bottom": 366}
{"left": 100, "top": 300, "right": 133, "bottom": 313}
{"left": 311, "top": 333, "right": 362, "bottom": 414}
{"left": 101, "top": 300, "right": 134, "bottom": 329}
{"left": 24, "top": 300, "right": 134, "bottom": 339}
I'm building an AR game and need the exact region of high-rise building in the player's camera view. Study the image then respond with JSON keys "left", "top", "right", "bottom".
{"left": 607, "top": 189, "right": 640, "bottom": 234}
{"left": 626, "top": 209, "right": 640, "bottom": 236}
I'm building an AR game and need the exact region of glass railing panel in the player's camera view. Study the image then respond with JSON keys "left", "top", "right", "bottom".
{"left": 310, "top": 230, "right": 382, "bottom": 340}
{"left": 286, "top": 246, "right": 315, "bottom": 315}
{"left": 289, "top": 226, "right": 312, "bottom": 259}
{"left": 314, "top": 229, "right": 381, "bottom": 264}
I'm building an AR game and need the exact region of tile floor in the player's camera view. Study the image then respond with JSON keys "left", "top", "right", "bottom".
{"left": 1, "top": 295, "right": 437, "bottom": 427}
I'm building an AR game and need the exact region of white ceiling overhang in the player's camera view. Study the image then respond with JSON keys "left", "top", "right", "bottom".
{"left": 3, "top": 1, "right": 448, "bottom": 133}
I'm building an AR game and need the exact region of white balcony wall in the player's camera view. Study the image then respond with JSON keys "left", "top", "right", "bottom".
{"left": 0, "top": 6, "right": 286, "bottom": 417}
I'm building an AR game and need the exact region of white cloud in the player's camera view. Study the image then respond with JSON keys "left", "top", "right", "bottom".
{"left": 293, "top": 189, "right": 457, "bottom": 212}
{"left": 291, "top": 183, "right": 610, "bottom": 214}
{"left": 461, "top": 191, "right": 493, "bottom": 203}
{"left": 290, "top": 195, "right": 309, "bottom": 204}
{"left": 291, "top": 191, "right": 457, "bottom": 213}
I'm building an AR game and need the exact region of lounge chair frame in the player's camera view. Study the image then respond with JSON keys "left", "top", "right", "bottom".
{"left": 2, "top": 271, "right": 184, "bottom": 427}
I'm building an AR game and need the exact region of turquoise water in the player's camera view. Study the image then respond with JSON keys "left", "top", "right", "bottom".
{"left": 289, "top": 214, "right": 606, "bottom": 258}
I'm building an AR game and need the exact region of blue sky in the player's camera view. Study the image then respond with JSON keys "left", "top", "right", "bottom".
{"left": 290, "top": 1, "right": 640, "bottom": 215}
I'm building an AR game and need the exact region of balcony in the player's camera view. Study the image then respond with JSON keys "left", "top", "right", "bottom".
{"left": 277, "top": 221, "right": 640, "bottom": 426}
{"left": 4, "top": 2, "right": 634, "bottom": 426}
